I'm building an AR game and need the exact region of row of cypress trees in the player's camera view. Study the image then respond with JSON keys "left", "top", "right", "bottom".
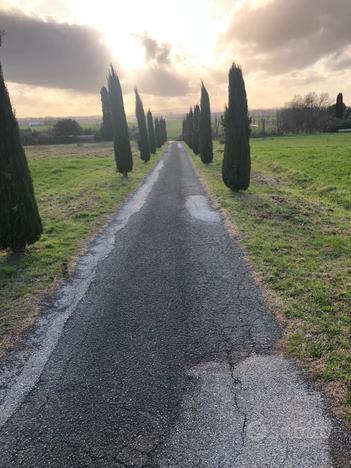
{"left": 105, "top": 65, "right": 167, "bottom": 175}
{"left": 135, "top": 88, "right": 150, "bottom": 162}
{"left": 147, "top": 111, "right": 167, "bottom": 154}
{"left": 182, "top": 64, "right": 251, "bottom": 192}
{"left": 156, "top": 117, "right": 167, "bottom": 147}
{"left": 107, "top": 66, "right": 133, "bottom": 176}
{"left": 182, "top": 83, "right": 213, "bottom": 164}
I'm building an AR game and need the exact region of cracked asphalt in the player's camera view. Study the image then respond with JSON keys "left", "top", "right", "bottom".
{"left": 0, "top": 142, "right": 349, "bottom": 467}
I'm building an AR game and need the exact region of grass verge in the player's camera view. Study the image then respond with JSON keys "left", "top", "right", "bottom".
{"left": 188, "top": 134, "right": 351, "bottom": 423}
{"left": 0, "top": 142, "right": 165, "bottom": 355}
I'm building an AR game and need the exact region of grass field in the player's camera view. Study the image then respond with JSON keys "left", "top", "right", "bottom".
{"left": 165, "top": 120, "right": 182, "bottom": 140}
{"left": 0, "top": 142, "right": 165, "bottom": 354}
{"left": 189, "top": 134, "right": 351, "bottom": 422}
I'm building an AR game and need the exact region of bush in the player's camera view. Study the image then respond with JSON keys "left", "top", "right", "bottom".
{"left": 53, "top": 119, "right": 82, "bottom": 137}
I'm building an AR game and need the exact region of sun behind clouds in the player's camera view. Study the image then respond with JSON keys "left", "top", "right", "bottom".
{"left": 1, "top": 0, "right": 351, "bottom": 116}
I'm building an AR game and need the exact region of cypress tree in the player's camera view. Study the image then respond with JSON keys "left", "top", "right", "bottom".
{"left": 335, "top": 93, "right": 346, "bottom": 119}
{"left": 222, "top": 63, "right": 251, "bottom": 191}
{"left": 186, "top": 112, "right": 192, "bottom": 147}
{"left": 182, "top": 116, "right": 187, "bottom": 141}
{"left": 147, "top": 109, "right": 156, "bottom": 154}
{"left": 192, "top": 104, "right": 200, "bottom": 154}
{"left": 0, "top": 59, "right": 42, "bottom": 251}
{"left": 159, "top": 117, "right": 167, "bottom": 144}
{"left": 158, "top": 117, "right": 163, "bottom": 145}
{"left": 160, "top": 118, "right": 164, "bottom": 144}
{"left": 100, "top": 86, "right": 113, "bottom": 141}
{"left": 184, "top": 113, "right": 191, "bottom": 146}
{"left": 135, "top": 88, "right": 150, "bottom": 162}
{"left": 155, "top": 117, "right": 161, "bottom": 148}
{"left": 163, "top": 118, "right": 168, "bottom": 142}
{"left": 107, "top": 65, "right": 133, "bottom": 176}
{"left": 188, "top": 108, "right": 194, "bottom": 149}
{"left": 199, "top": 82, "right": 213, "bottom": 163}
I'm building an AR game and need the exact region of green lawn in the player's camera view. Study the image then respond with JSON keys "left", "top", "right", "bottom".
{"left": 0, "top": 142, "right": 165, "bottom": 353}
{"left": 188, "top": 134, "right": 351, "bottom": 422}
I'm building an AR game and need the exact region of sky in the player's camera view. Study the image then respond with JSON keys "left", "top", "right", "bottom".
{"left": 0, "top": 0, "right": 350, "bottom": 117}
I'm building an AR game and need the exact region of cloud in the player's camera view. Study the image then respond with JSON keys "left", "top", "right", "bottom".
{"left": 325, "top": 47, "right": 351, "bottom": 72}
{"left": 137, "top": 33, "right": 171, "bottom": 66}
{"left": 7, "top": 81, "right": 101, "bottom": 117}
{"left": 130, "top": 33, "right": 190, "bottom": 97}
{"left": 131, "top": 67, "right": 191, "bottom": 97}
{"left": 223, "top": 0, "right": 351, "bottom": 74}
{"left": 0, "top": 8, "right": 112, "bottom": 92}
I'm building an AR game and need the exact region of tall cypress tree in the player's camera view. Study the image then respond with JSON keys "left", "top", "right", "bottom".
{"left": 192, "top": 104, "right": 200, "bottom": 155}
{"left": 163, "top": 118, "right": 168, "bottom": 142}
{"left": 335, "top": 93, "right": 346, "bottom": 119}
{"left": 155, "top": 117, "right": 161, "bottom": 148}
{"left": 135, "top": 88, "right": 150, "bottom": 162}
{"left": 160, "top": 118, "right": 164, "bottom": 145}
{"left": 100, "top": 86, "right": 113, "bottom": 141}
{"left": 161, "top": 118, "right": 165, "bottom": 144}
{"left": 108, "top": 65, "right": 133, "bottom": 176}
{"left": 188, "top": 108, "right": 194, "bottom": 149}
{"left": 159, "top": 117, "right": 167, "bottom": 144}
{"left": 184, "top": 113, "right": 191, "bottom": 147}
{"left": 147, "top": 109, "right": 156, "bottom": 154}
{"left": 0, "top": 59, "right": 42, "bottom": 251}
{"left": 182, "top": 117, "right": 186, "bottom": 141}
{"left": 199, "top": 82, "right": 213, "bottom": 164}
{"left": 222, "top": 63, "right": 251, "bottom": 191}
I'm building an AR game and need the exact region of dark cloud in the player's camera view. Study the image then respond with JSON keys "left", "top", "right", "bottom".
{"left": 224, "top": 0, "right": 351, "bottom": 74}
{"left": 137, "top": 33, "right": 171, "bottom": 66}
{"left": 0, "top": 9, "right": 112, "bottom": 92}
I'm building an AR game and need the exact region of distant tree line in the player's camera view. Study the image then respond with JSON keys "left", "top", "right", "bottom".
{"left": 19, "top": 118, "right": 96, "bottom": 145}
{"left": 275, "top": 92, "right": 350, "bottom": 134}
{"left": 247, "top": 92, "right": 350, "bottom": 137}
